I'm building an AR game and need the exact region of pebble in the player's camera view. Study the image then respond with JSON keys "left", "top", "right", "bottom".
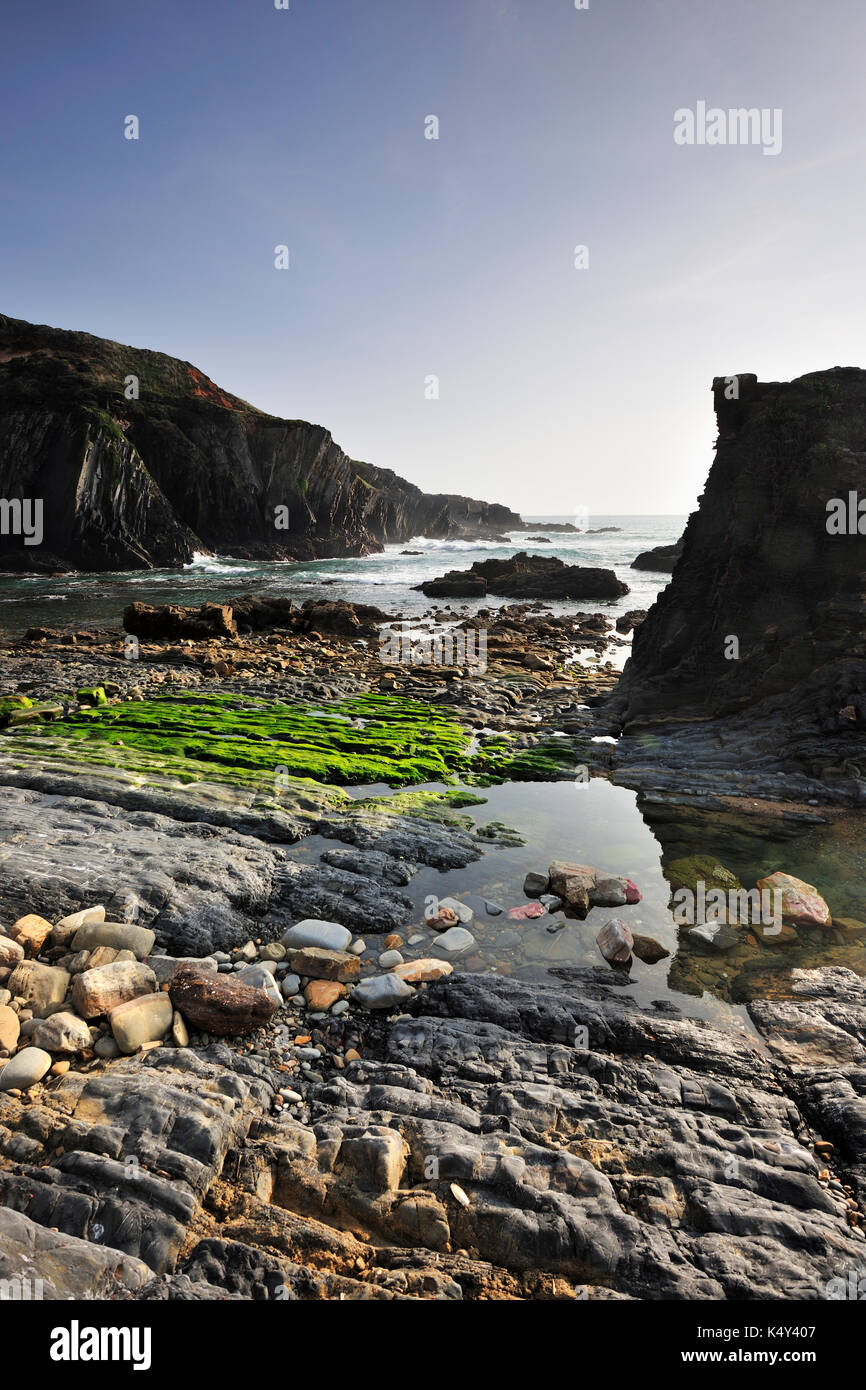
{"left": 408, "top": 934, "right": 425, "bottom": 946}
{"left": 281, "top": 974, "right": 301, "bottom": 998}
{"left": 0, "top": 1005, "right": 21, "bottom": 1052}
{"left": 352, "top": 974, "right": 415, "bottom": 1009}
{"left": 430, "top": 926, "right": 476, "bottom": 955}
{"left": 438, "top": 897, "right": 474, "bottom": 924}
{"left": 349, "top": 939, "right": 366, "bottom": 956}
{"left": 378, "top": 950, "right": 404, "bottom": 968}
{"left": 172, "top": 1010, "right": 189, "bottom": 1048}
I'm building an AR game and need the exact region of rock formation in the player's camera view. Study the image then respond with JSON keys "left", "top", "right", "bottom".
{"left": 611, "top": 370, "right": 866, "bottom": 802}
{"left": 419, "top": 552, "right": 629, "bottom": 600}
{"left": 0, "top": 313, "right": 522, "bottom": 571}
{"left": 630, "top": 538, "right": 684, "bottom": 571}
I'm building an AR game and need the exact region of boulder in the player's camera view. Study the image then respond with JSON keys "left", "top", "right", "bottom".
{"left": 631, "top": 934, "right": 670, "bottom": 965}
{"left": 109, "top": 994, "right": 173, "bottom": 1054}
{"left": 32, "top": 1011, "right": 92, "bottom": 1054}
{"left": 304, "top": 980, "right": 346, "bottom": 1010}
{"left": 756, "top": 872, "right": 831, "bottom": 929}
{"left": 70, "top": 921, "right": 156, "bottom": 960}
{"left": 280, "top": 919, "right": 352, "bottom": 953}
{"left": 9, "top": 914, "right": 53, "bottom": 955}
{"left": 235, "top": 963, "right": 282, "bottom": 1005}
{"left": 123, "top": 601, "right": 238, "bottom": 642}
{"left": 0, "top": 1004, "right": 20, "bottom": 1052}
{"left": 392, "top": 959, "right": 454, "bottom": 983}
{"left": 0, "top": 935, "right": 25, "bottom": 969}
{"left": 548, "top": 862, "right": 597, "bottom": 918}
{"left": 145, "top": 955, "right": 218, "bottom": 986}
{"left": 688, "top": 922, "right": 741, "bottom": 951}
{"left": 6, "top": 962, "right": 70, "bottom": 1016}
{"left": 0, "top": 1046, "right": 52, "bottom": 1091}
{"left": 50, "top": 904, "right": 106, "bottom": 949}
{"left": 169, "top": 967, "right": 279, "bottom": 1036}
{"left": 430, "top": 926, "right": 476, "bottom": 955}
{"left": 71, "top": 961, "right": 158, "bottom": 1019}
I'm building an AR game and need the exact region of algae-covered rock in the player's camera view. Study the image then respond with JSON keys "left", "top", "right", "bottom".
{"left": 76, "top": 686, "right": 108, "bottom": 707}
{"left": 664, "top": 856, "right": 741, "bottom": 894}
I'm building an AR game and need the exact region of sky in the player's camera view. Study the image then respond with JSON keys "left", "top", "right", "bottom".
{"left": 2, "top": 0, "right": 866, "bottom": 517}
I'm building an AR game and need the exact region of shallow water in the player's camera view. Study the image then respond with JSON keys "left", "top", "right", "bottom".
{"left": 307, "top": 778, "right": 866, "bottom": 1037}
{"left": 0, "top": 514, "right": 682, "bottom": 637}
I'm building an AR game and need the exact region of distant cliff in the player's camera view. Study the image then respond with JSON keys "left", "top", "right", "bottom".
{"left": 0, "top": 313, "right": 522, "bottom": 571}
{"left": 610, "top": 370, "right": 866, "bottom": 789}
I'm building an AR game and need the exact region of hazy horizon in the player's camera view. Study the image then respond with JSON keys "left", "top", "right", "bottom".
{"left": 3, "top": 0, "right": 865, "bottom": 515}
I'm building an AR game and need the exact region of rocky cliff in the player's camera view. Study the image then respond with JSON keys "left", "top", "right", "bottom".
{"left": 0, "top": 314, "right": 522, "bottom": 571}
{"left": 611, "top": 369, "right": 866, "bottom": 797}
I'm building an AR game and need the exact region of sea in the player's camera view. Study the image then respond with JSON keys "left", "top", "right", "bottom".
{"left": 0, "top": 515, "right": 685, "bottom": 638}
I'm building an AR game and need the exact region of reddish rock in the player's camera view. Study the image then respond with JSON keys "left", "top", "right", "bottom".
{"left": 596, "top": 918, "right": 634, "bottom": 965}
{"left": 756, "top": 872, "right": 831, "bottom": 928}
{"left": 9, "top": 914, "right": 53, "bottom": 955}
{"left": 304, "top": 980, "right": 346, "bottom": 1010}
{"left": 548, "top": 862, "right": 598, "bottom": 919}
{"left": 169, "top": 967, "right": 279, "bottom": 1036}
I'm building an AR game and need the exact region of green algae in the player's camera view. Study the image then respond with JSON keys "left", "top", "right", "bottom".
{"left": 0, "top": 696, "right": 33, "bottom": 728}
{"left": 76, "top": 686, "right": 108, "bottom": 707}
{"left": 2, "top": 691, "right": 482, "bottom": 788}
{"left": 0, "top": 689, "right": 587, "bottom": 797}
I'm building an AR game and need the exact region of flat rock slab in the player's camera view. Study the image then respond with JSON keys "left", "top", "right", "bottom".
{"left": 0, "top": 786, "right": 282, "bottom": 956}
{"left": 0, "top": 1207, "right": 150, "bottom": 1300}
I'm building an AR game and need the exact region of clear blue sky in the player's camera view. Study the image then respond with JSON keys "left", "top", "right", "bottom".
{"left": 2, "top": 0, "right": 865, "bottom": 515}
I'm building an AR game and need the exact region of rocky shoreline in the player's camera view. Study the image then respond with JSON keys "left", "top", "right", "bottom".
{"left": 0, "top": 595, "right": 863, "bottom": 1302}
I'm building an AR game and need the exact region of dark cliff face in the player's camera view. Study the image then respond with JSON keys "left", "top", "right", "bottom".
{"left": 612, "top": 369, "right": 866, "bottom": 739}
{"left": 0, "top": 313, "right": 522, "bottom": 571}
